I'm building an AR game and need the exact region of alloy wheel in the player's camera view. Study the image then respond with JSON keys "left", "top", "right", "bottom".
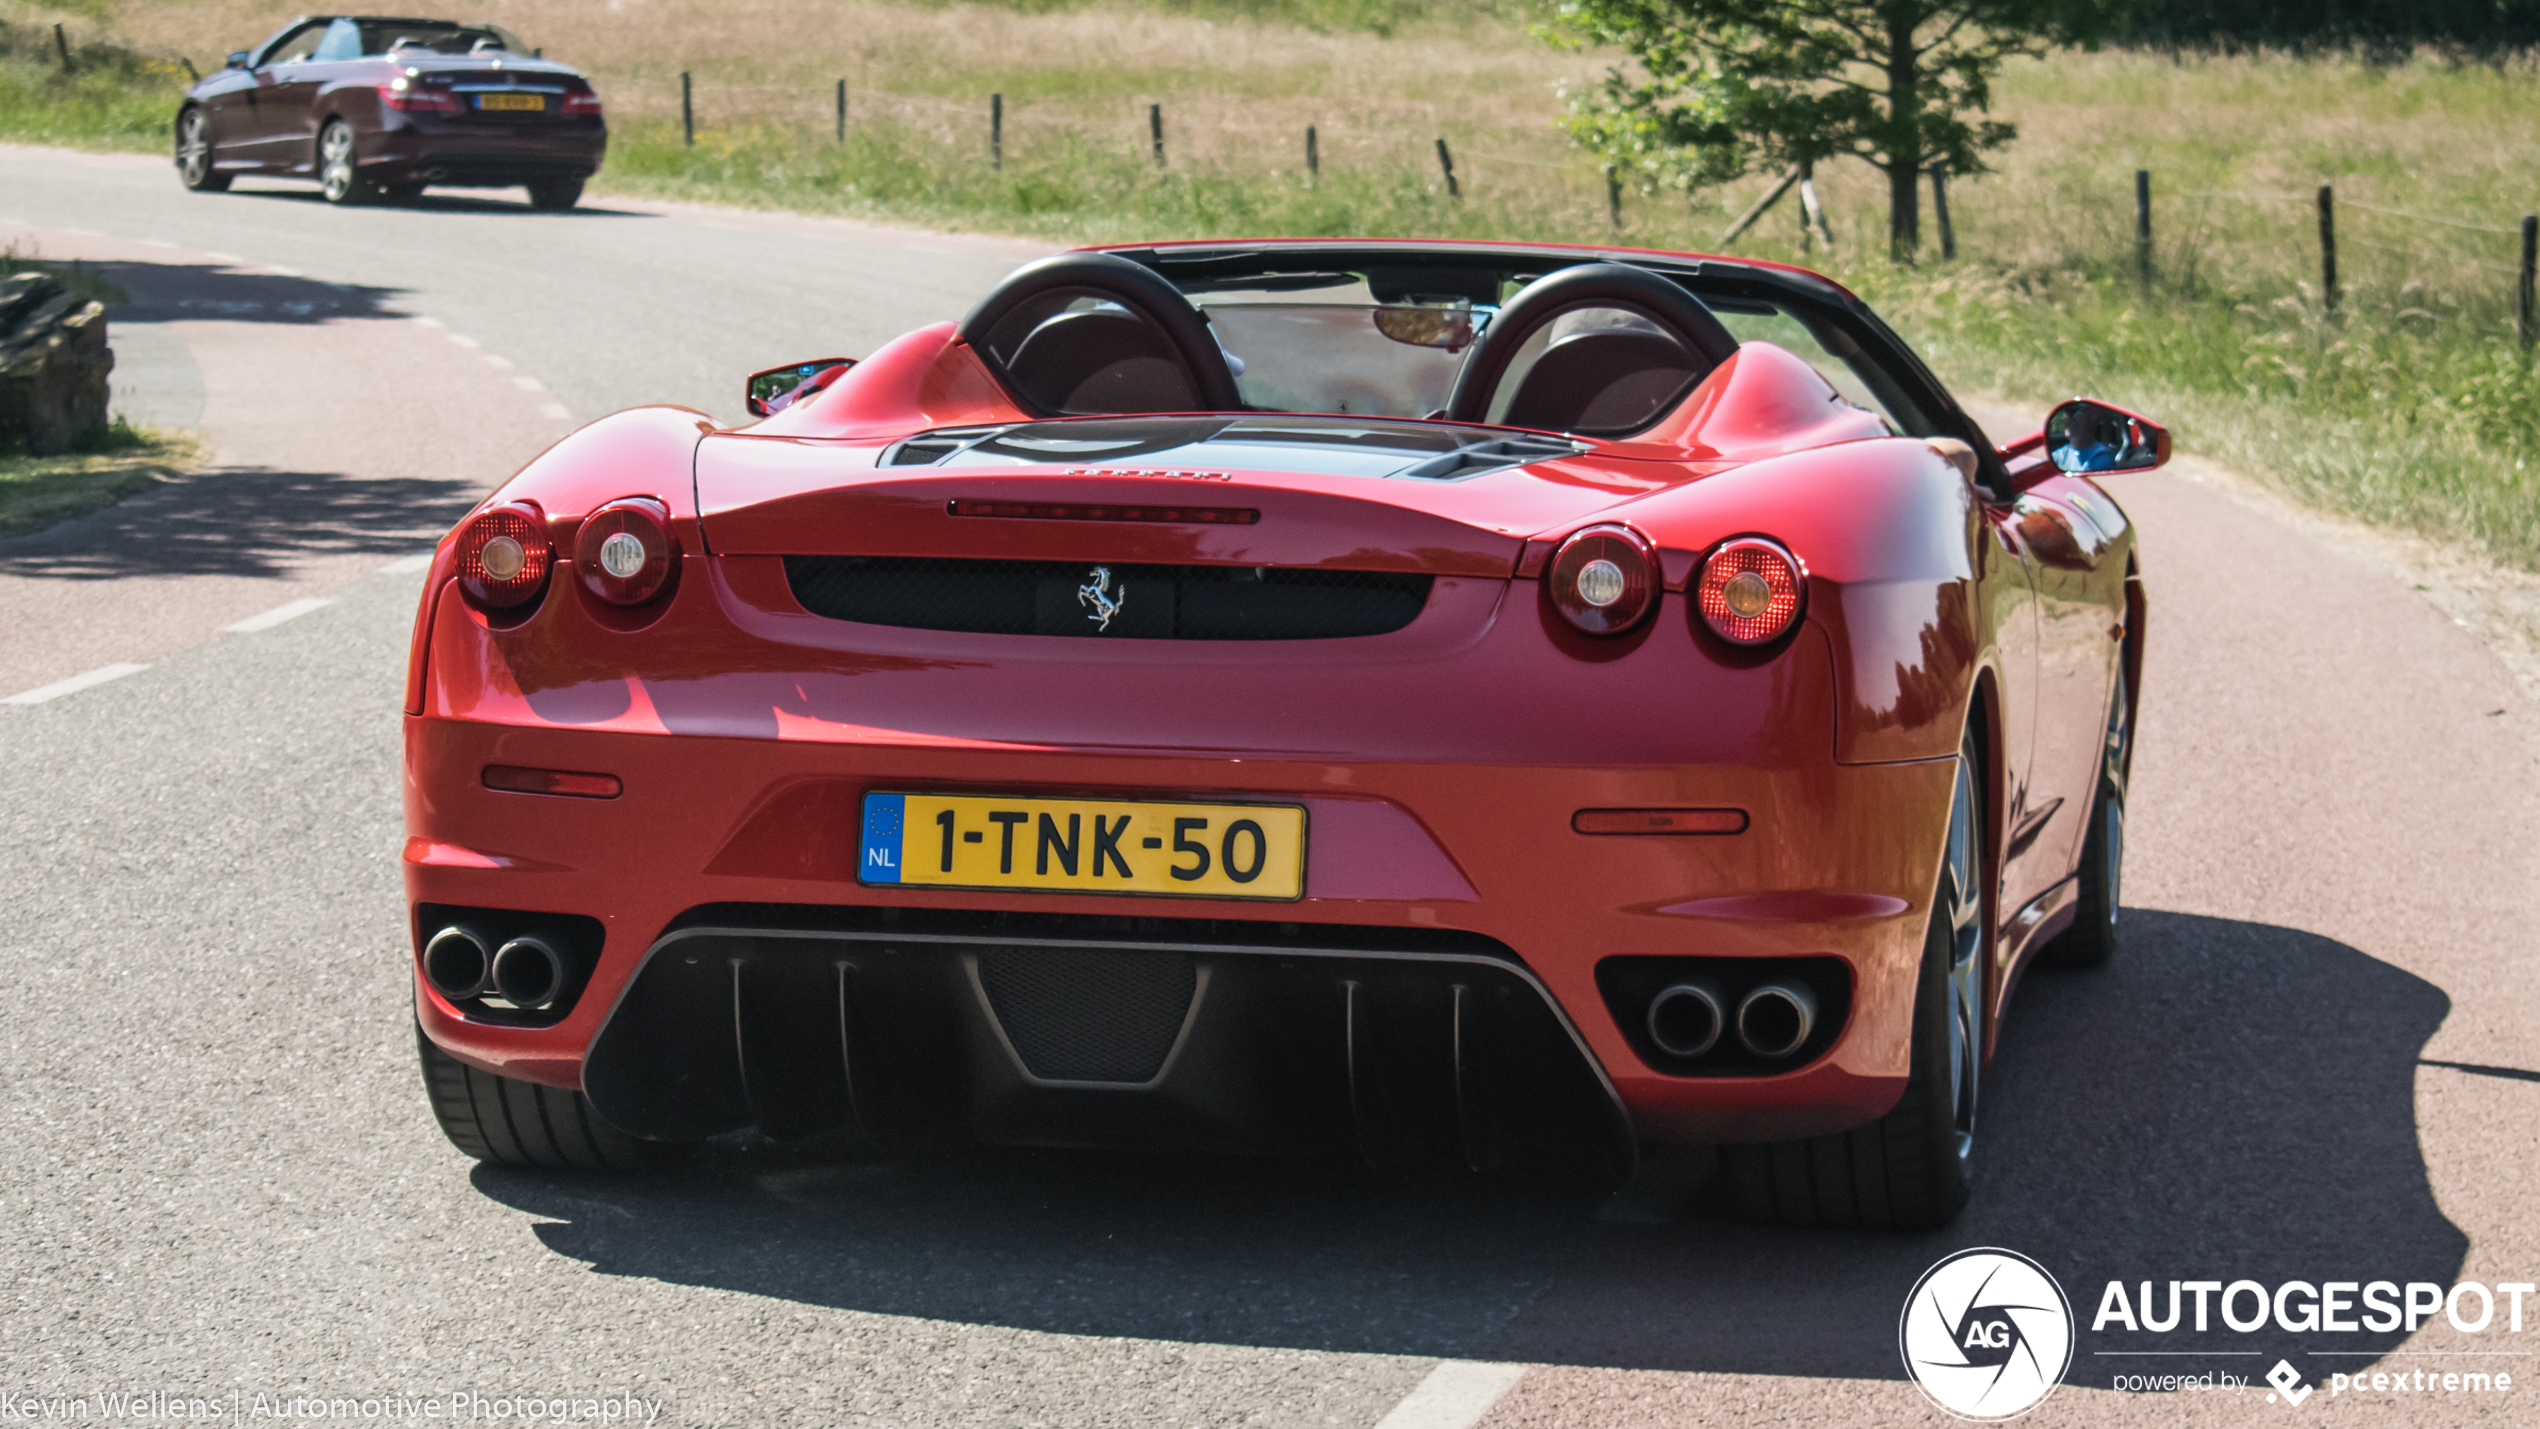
{"left": 179, "top": 112, "right": 212, "bottom": 186}
{"left": 1941, "top": 744, "right": 1986, "bottom": 1170}
{"left": 319, "top": 123, "right": 359, "bottom": 203}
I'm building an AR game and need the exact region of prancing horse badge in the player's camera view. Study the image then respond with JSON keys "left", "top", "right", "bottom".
{"left": 1077, "top": 566, "right": 1124, "bottom": 631}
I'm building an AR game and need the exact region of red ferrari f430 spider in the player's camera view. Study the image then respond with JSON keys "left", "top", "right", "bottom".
{"left": 403, "top": 240, "right": 2162, "bottom": 1229}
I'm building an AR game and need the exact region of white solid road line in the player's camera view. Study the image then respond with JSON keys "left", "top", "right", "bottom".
{"left": 4, "top": 663, "right": 149, "bottom": 706}
{"left": 1371, "top": 1362, "right": 1528, "bottom": 1429}
{"left": 377, "top": 553, "right": 434, "bottom": 575}
{"left": 222, "top": 597, "right": 334, "bottom": 633}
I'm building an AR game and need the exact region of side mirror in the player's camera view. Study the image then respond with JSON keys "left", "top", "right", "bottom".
{"left": 746, "top": 358, "right": 853, "bottom": 418}
{"left": 226, "top": 51, "right": 252, "bottom": 69}
{"left": 2047, "top": 398, "right": 2169, "bottom": 475}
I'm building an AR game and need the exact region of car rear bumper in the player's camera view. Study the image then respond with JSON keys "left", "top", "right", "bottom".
{"left": 363, "top": 118, "right": 604, "bottom": 183}
{"left": 405, "top": 708, "right": 1954, "bottom": 1153}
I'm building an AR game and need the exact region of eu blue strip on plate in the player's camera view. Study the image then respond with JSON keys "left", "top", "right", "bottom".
{"left": 860, "top": 792, "right": 904, "bottom": 883}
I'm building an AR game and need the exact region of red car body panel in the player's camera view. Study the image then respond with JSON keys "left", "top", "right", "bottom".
{"left": 402, "top": 239, "right": 2142, "bottom": 1160}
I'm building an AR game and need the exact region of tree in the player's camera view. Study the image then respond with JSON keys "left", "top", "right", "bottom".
{"left": 1543, "top": 0, "right": 2115, "bottom": 259}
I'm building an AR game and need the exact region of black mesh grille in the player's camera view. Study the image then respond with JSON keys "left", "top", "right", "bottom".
{"left": 784, "top": 557, "right": 1433, "bottom": 640}
{"left": 975, "top": 946, "right": 1196, "bottom": 1082}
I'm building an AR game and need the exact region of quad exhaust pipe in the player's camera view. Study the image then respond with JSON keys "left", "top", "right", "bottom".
{"left": 423, "top": 924, "right": 569, "bottom": 1011}
{"left": 1645, "top": 979, "right": 1726, "bottom": 1059}
{"left": 1734, "top": 981, "right": 1819, "bottom": 1060}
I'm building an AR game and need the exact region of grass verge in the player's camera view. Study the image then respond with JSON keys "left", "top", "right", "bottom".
{"left": 0, "top": 420, "right": 202, "bottom": 539}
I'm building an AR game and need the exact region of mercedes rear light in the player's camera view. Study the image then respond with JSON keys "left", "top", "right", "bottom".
{"left": 573, "top": 497, "right": 678, "bottom": 606}
{"left": 1546, "top": 523, "right": 1658, "bottom": 636}
{"left": 1695, "top": 537, "right": 1806, "bottom": 646}
{"left": 379, "top": 77, "right": 460, "bottom": 112}
{"left": 563, "top": 90, "right": 602, "bottom": 116}
{"left": 454, "top": 503, "right": 552, "bottom": 611}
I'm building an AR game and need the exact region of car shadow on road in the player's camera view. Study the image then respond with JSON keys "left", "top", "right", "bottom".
{"left": 95, "top": 258, "right": 413, "bottom": 328}
{"left": 471, "top": 909, "right": 2463, "bottom": 1377}
{"left": 0, "top": 465, "right": 474, "bottom": 579}
{"left": 224, "top": 182, "right": 652, "bottom": 219}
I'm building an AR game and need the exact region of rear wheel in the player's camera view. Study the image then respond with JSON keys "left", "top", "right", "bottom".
{"left": 417, "top": 1024, "right": 685, "bottom": 1171}
{"left": 525, "top": 176, "right": 584, "bottom": 211}
{"left": 2043, "top": 662, "right": 2129, "bottom": 968}
{"left": 317, "top": 119, "right": 368, "bottom": 205}
{"left": 1720, "top": 726, "right": 1985, "bottom": 1229}
{"left": 176, "top": 108, "right": 229, "bottom": 192}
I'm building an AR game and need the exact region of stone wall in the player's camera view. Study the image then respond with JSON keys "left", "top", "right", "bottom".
{"left": 0, "top": 272, "right": 115, "bottom": 456}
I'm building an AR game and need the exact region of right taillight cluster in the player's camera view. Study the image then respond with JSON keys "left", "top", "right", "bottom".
{"left": 1545, "top": 526, "right": 1805, "bottom": 647}
{"left": 450, "top": 498, "right": 679, "bottom": 617}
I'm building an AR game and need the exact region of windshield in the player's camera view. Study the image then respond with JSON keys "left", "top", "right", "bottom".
{"left": 360, "top": 21, "right": 529, "bottom": 57}
{"left": 1200, "top": 302, "right": 1484, "bottom": 420}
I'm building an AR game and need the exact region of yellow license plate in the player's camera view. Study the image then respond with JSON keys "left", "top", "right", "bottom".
{"left": 860, "top": 792, "right": 1306, "bottom": 901}
{"left": 478, "top": 93, "right": 545, "bottom": 111}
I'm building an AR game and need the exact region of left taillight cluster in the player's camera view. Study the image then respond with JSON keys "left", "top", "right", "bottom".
{"left": 451, "top": 498, "right": 678, "bottom": 616}
{"left": 1544, "top": 525, "right": 1806, "bottom": 647}
{"left": 563, "top": 90, "right": 603, "bottom": 116}
{"left": 378, "top": 77, "right": 460, "bottom": 112}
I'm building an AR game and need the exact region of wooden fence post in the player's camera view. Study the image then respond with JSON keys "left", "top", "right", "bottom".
{"left": 1931, "top": 167, "right": 1954, "bottom": 261}
{"left": 1306, "top": 125, "right": 1318, "bottom": 183}
{"left": 2519, "top": 214, "right": 2537, "bottom": 351}
{"left": 1717, "top": 167, "right": 1801, "bottom": 246}
{"left": 1149, "top": 104, "right": 1165, "bottom": 169}
{"left": 991, "top": 93, "right": 1003, "bottom": 170}
{"left": 180, "top": 56, "right": 201, "bottom": 83}
{"left": 2135, "top": 169, "right": 2152, "bottom": 285}
{"left": 680, "top": 71, "right": 693, "bottom": 147}
{"left": 2317, "top": 184, "right": 2338, "bottom": 313}
{"left": 54, "top": 23, "right": 72, "bottom": 73}
{"left": 1435, "top": 138, "right": 1459, "bottom": 199}
{"left": 835, "top": 80, "right": 845, "bottom": 143}
{"left": 1606, "top": 165, "right": 1623, "bottom": 229}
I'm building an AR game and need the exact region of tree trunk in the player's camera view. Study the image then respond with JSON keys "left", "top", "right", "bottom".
{"left": 1885, "top": 15, "right": 1920, "bottom": 262}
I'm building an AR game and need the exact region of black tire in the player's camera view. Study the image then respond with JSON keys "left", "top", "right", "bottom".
{"left": 1720, "top": 728, "right": 1985, "bottom": 1230}
{"left": 416, "top": 1024, "right": 685, "bottom": 1171}
{"left": 2042, "top": 662, "right": 2128, "bottom": 968}
{"left": 176, "top": 108, "right": 229, "bottom": 192}
{"left": 317, "top": 119, "right": 369, "bottom": 205}
{"left": 525, "top": 176, "right": 584, "bottom": 211}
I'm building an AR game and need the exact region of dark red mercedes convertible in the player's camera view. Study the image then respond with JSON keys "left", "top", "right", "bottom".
{"left": 174, "top": 14, "right": 604, "bottom": 209}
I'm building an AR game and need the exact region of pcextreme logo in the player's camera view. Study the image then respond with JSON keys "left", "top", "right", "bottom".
{"left": 1900, "top": 1248, "right": 2077, "bottom": 1421}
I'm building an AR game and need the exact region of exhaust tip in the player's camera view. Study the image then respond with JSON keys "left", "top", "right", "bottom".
{"left": 491, "top": 933, "right": 568, "bottom": 1010}
{"left": 1736, "top": 981, "right": 1819, "bottom": 1060}
{"left": 1646, "top": 980, "right": 1726, "bottom": 1059}
{"left": 423, "top": 925, "right": 492, "bottom": 1001}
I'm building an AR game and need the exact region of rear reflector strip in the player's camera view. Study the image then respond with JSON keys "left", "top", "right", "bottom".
{"left": 1572, "top": 808, "right": 1747, "bottom": 835}
{"left": 483, "top": 765, "right": 622, "bottom": 799}
{"left": 948, "top": 500, "right": 1259, "bottom": 525}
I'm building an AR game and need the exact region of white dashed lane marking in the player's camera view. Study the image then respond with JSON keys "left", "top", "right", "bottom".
{"left": 4, "top": 663, "right": 149, "bottom": 706}
{"left": 222, "top": 597, "right": 333, "bottom": 633}
{"left": 540, "top": 403, "right": 573, "bottom": 421}
{"left": 513, "top": 375, "right": 545, "bottom": 392}
{"left": 1372, "top": 1363, "right": 1528, "bottom": 1429}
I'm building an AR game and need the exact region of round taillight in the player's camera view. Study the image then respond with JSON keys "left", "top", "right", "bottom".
{"left": 1547, "top": 523, "right": 1658, "bottom": 636}
{"left": 575, "top": 497, "right": 678, "bottom": 606}
{"left": 1696, "top": 537, "right": 1806, "bottom": 646}
{"left": 454, "top": 503, "right": 552, "bottom": 610}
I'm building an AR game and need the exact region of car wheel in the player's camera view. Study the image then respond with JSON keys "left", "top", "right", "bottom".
{"left": 317, "top": 119, "right": 369, "bottom": 205}
{"left": 176, "top": 108, "right": 229, "bottom": 192}
{"left": 1719, "top": 725, "right": 1985, "bottom": 1229}
{"left": 2042, "top": 662, "right": 2128, "bottom": 968}
{"left": 416, "top": 1024, "right": 686, "bottom": 1171}
{"left": 525, "top": 176, "right": 585, "bottom": 211}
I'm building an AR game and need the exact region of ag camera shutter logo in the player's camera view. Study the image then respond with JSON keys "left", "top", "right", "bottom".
{"left": 1900, "top": 1248, "right": 2076, "bottom": 1421}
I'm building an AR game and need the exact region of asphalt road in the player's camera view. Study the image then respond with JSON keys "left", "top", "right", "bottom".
{"left": 3, "top": 146, "right": 2536, "bottom": 1428}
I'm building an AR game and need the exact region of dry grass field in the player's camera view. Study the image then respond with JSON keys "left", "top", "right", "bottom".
{"left": 8, "top": 0, "right": 2539, "bottom": 565}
